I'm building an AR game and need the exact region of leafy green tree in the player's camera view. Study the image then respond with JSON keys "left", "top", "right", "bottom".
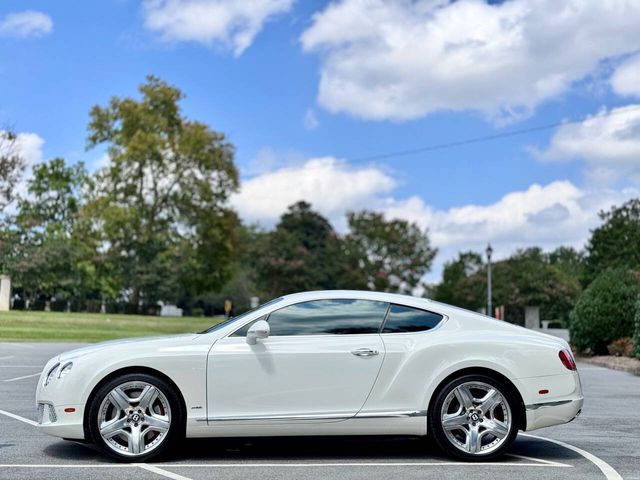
{"left": 633, "top": 295, "right": 640, "bottom": 359}
{"left": 570, "top": 268, "right": 640, "bottom": 354}
{"left": 432, "top": 247, "right": 581, "bottom": 324}
{"left": 86, "top": 76, "right": 239, "bottom": 307}
{"left": 345, "top": 211, "right": 436, "bottom": 293}
{"left": 548, "top": 246, "right": 585, "bottom": 280}
{"left": 585, "top": 199, "right": 640, "bottom": 284}
{"left": 0, "top": 129, "right": 25, "bottom": 274}
{"left": 253, "top": 201, "right": 373, "bottom": 298}
{"left": 492, "top": 248, "right": 581, "bottom": 324}
{"left": 431, "top": 251, "right": 485, "bottom": 309}
{"left": 7, "top": 158, "right": 94, "bottom": 303}
{"left": 0, "top": 129, "right": 24, "bottom": 214}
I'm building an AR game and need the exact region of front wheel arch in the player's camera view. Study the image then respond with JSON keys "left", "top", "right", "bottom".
{"left": 427, "top": 367, "right": 526, "bottom": 432}
{"left": 83, "top": 366, "right": 187, "bottom": 443}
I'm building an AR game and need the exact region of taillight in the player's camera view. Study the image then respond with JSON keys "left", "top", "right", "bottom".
{"left": 559, "top": 349, "right": 577, "bottom": 371}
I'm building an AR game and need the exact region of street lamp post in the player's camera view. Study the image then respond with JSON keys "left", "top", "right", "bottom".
{"left": 486, "top": 243, "right": 493, "bottom": 318}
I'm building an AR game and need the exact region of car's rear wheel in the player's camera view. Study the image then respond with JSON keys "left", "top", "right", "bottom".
{"left": 87, "top": 373, "right": 183, "bottom": 462}
{"left": 429, "top": 374, "right": 518, "bottom": 460}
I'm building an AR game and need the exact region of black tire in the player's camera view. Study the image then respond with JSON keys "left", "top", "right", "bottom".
{"left": 87, "top": 373, "right": 184, "bottom": 462}
{"left": 428, "top": 374, "right": 519, "bottom": 461}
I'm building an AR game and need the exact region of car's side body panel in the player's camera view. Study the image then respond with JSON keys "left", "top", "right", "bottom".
{"left": 207, "top": 334, "right": 385, "bottom": 421}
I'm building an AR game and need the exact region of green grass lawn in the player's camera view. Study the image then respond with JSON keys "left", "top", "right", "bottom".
{"left": 0, "top": 310, "right": 225, "bottom": 342}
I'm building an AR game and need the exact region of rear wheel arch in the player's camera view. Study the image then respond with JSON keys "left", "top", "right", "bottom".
{"left": 427, "top": 366, "right": 526, "bottom": 431}
{"left": 83, "top": 366, "right": 187, "bottom": 442}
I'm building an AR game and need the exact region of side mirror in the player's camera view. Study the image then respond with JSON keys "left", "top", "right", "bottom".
{"left": 246, "top": 320, "right": 270, "bottom": 345}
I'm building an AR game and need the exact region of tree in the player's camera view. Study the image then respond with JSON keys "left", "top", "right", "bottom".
{"left": 253, "top": 201, "right": 373, "bottom": 298}
{"left": 0, "top": 129, "right": 24, "bottom": 214}
{"left": 7, "top": 158, "right": 94, "bottom": 304}
{"left": 492, "top": 248, "right": 580, "bottom": 324}
{"left": 86, "top": 76, "right": 239, "bottom": 307}
{"left": 585, "top": 199, "right": 640, "bottom": 284}
{"left": 431, "top": 251, "right": 485, "bottom": 309}
{"left": 0, "top": 129, "right": 25, "bottom": 274}
{"left": 345, "top": 211, "right": 436, "bottom": 293}
{"left": 548, "top": 246, "right": 585, "bottom": 280}
{"left": 431, "top": 247, "right": 581, "bottom": 324}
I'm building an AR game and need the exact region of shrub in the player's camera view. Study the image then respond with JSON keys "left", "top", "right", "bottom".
{"left": 191, "top": 307, "right": 204, "bottom": 317}
{"left": 607, "top": 337, "right": 634, "bottom": 357}
{"left": 570, "top": 268, "right": 640, "bottom": 354}
{"left": 634, "top": 295, "right": 640, "bottom": 359}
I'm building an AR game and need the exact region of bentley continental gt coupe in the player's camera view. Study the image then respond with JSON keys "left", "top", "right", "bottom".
{"left": 36, "top": 290, "right": 583, "bottom": 462}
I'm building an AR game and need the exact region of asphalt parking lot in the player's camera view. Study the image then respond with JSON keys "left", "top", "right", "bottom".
{"left": 0, "top": 342, "right": 638, "bottom": 480}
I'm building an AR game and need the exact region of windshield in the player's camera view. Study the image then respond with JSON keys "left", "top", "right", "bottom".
{"left": 199, "top": 297, "right": 283, "bottom": 334}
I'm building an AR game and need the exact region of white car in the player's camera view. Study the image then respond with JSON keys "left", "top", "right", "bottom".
{"left": 36, "top": 290, "right": 583, "bottom": 462}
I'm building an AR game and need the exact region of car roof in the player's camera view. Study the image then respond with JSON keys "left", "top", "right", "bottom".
{"left": 280, "top": 290, "right": 434, "bottom": 308}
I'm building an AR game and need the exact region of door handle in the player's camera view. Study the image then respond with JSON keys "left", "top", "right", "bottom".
{"left": 351, "top": 348, "right": 379, "bottom": 357}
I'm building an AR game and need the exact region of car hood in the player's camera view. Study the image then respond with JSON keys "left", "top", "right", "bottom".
{"left": 57, "top": 333, "right": 198, "bottom": 362}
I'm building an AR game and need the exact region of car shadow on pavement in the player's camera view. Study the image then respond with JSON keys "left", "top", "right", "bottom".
{"left": 41, "top": 434, "right": 582, "bottom": 465}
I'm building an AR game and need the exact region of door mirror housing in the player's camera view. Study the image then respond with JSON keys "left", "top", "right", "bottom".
{"left": 246, "top": 319, "right": 270, "bottom": 345}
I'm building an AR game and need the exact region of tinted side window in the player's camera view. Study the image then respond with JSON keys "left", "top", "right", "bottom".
{"left": 382, "top": 304, "right": 443, "bottom": 333}
{"left": 267, "top": 299, "right": 388, "bottom": 336}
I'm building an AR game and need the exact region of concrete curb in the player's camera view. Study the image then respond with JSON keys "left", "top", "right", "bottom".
{"left": 577, "top": 355, "right": 640, "bottom": 376}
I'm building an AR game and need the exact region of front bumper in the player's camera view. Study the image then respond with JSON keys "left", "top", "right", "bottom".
{"left": 35, "top": 357, "right": 85, "bottom": 440}
{"left": 36, "top": 401, "right": 85, "bottom": 439}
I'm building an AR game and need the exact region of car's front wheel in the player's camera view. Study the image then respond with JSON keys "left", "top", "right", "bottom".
{"left": 87, "top": 373, "right": 183, "bottom": 462}
{"left": 429, "top": 374, "right": 518, "bottom": 460}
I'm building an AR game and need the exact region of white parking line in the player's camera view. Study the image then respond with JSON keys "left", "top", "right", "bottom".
{"left": 4, "top": 372, "right": 40, "bottom": 382}
{"left": 135, "top": 464, "right": 194, "bottom": 480}
{"left": 0, "top": 409, "right": 38, "bottom": 426}
{"left": 0, "top": 342, "right": 34, "bottom": 349}
{"left": 0, "top": 461, "right": 570, "bottom": 468}
{"left": 0, "top": 356, "right": 15, "bottom": 361}
{"left": 0, "top": 365, "right": 44, "bottom": 368}
{"left": 507, "top": 453, "right": 570, "bottom": 467}
{"left": 522, "top": 433, "right": 622, "bottom": 480}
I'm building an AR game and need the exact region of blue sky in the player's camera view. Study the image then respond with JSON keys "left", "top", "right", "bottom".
{"left": 2, "top": 0, "right": 640, "bottom": 281}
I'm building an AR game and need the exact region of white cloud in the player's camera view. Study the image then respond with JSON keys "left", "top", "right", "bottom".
{"left": 382, "top": 181, "right": 638, "bottom": 281}
{"left": 13, "top": 132, "right": 45, "bottom": 167}
{"left": 143, "top": 0, "right": 293, "bottom": 56}
{"left": 232, "top": 156, "right": 638, "bottom": 280}
{"left": 0, "top": 11, "right": 52, "bottom": 38}
{"left": 535, "top": 104, "right": 640, "bottom": 184}
{"left": 232, "top": 157, "right": 396, "bottom": 228}
{"left": 612, "top": 53, "right": 640, "bottom": 98}
{"left": 300, "top": 0, "right": 640, "bottom": 122}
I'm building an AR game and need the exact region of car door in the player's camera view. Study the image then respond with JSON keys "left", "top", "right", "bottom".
{"left": 207, "top": 298, "right": 388, "bottom": 423}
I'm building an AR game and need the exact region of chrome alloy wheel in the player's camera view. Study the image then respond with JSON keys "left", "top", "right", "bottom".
{"left": 98, "top": 381, "right": 171, "bottom": 457}
{"left": 440, "top": 381, "right": 512, "bottom": 455}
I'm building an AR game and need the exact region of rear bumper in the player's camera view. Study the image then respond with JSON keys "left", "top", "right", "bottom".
{"left": 525, "top": 397, "right": 583, "bottom": 430}
{"left": 516, "top": 370, "right": 583, "bottom": 431}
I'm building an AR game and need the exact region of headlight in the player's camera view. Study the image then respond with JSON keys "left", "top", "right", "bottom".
{"left": 58, "top": 362, "right": 73, "bottom": 379}
{"left": 43, "top": 363, "right": 60, "bottom": 387}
